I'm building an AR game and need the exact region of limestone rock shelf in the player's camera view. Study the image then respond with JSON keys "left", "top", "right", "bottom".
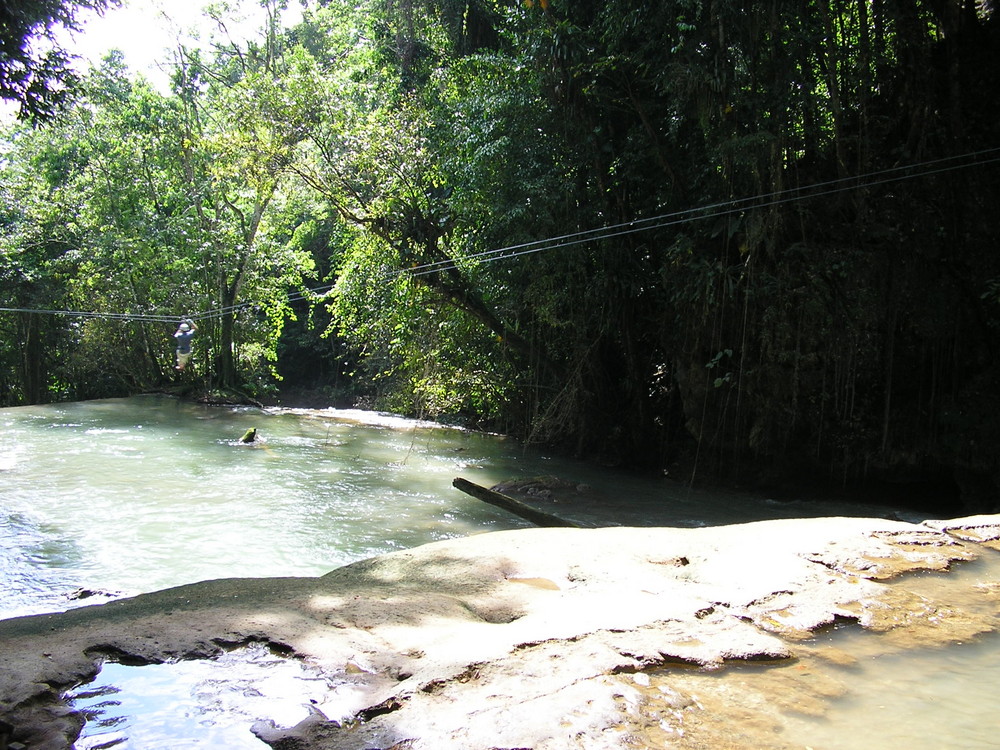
{"left": 2, "top": 515, "right": 999, "bottom": 749}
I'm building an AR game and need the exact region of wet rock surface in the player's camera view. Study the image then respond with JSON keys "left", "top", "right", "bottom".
{"left": 2, "top": 515, "right": 1000, "bottom": 749}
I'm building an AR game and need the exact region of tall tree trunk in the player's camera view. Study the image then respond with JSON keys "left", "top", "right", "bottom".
{"left": 217, "top": 289, "right": 238, "bottom": 389}
{"left": 18, "top": 313, "right": 44, "bottom": 404}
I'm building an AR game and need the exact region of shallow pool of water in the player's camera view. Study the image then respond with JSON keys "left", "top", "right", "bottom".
{"left": 67, "top": 644, "right": 335, "bottom": 750}
{"left": 786, "top": 633, "right": 1000, "bottom": 749}
{"left": 651, "top": 551, "right": 1000, "bottom": 749}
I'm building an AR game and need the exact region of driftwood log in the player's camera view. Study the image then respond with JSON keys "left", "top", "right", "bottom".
{"left": 452, "top": 477, "right": 580, "bottom": 528}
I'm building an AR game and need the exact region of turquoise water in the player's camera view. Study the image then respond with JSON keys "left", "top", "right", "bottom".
{"left": 0, "top": 395, "right": 911, "bottom": 620}
{"left": 0, "top": 395, "right": 537, "bottom": 618}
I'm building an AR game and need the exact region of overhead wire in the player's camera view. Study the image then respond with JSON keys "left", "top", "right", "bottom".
{"left": 0, "top": 306, "right": 183, "bottom": 323}
{"left": 403, "top": 145, "right": 1000, "bottom": 279}
{"left": 2, "top": 145, "right": 998, "bottom": 324}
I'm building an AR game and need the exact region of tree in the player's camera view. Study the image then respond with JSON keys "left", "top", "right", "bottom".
{"left": 0, "top": 4, "right": 318, "bottom": 402}
{"left": 523, "top": 0, "right": 1000, "bottom": 498}
{"left": 291, "top": 0, "right": 1000, "bottom": 505}
{"left": 283, "top": 2, "right": 538, "bottom": 420}
{"left": 0, "top": 0, "right": 119, "bottom": 119}
{"left": 168, "top": 11, "right": 318, "bottom": 391}
{"left": 0, "top": 53, "right": 197, "bottom": 400}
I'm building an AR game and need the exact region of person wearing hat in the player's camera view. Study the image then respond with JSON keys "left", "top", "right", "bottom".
{"left": 174, "top": 318, "right": 198, "bottom": 371}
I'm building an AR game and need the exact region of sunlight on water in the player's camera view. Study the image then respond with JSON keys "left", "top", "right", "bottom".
{"left": 785, "top": 633, "right": 1000, "bottom": 749}
{"left": 0, "top": 395, "right": 540, "bottom": 616}
{"left": 779, "top": 554, "right": 1000, "bottom": 750}
{"left": 0, "top": 395, "right": 914, "bottom": 619}
{"left": 67, "top": 644, "right": 335, "bottom": 750}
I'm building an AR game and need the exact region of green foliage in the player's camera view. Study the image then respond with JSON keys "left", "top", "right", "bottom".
{"left": 0, "top": 0, "right": 119, "bottom": 119}
{"left": 0, "top": 4, "right": 316, "bottom": 402}
{"left": 2, "top": 0, "right": 1000, "bottom": 505}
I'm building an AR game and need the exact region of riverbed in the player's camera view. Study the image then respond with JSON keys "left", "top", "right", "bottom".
{"left": 1, "top": 395, "right": 995, "bottom": 749}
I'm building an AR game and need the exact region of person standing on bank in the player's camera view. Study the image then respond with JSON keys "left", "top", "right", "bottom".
{"left": 174, "top": 318, "right": 197, "bottom": 371}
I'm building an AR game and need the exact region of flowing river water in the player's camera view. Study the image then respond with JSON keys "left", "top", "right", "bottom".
{"left": 1, "top": 395, "right": 998, "bottom": 748}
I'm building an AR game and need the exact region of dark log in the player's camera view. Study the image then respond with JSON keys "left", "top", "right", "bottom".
{"left": 452, "top": 477, "right": 580, "bottom": 528}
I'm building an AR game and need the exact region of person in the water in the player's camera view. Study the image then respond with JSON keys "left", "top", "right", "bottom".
{"left": 174, "top": 319, "right": 197, "bottom": 371}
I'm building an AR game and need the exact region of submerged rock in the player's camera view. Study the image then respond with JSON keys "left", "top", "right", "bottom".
{"left": 1, "top": 515, "right": 999, "bottom": 749}
{"left": 491, "top": 474, "right": 591, "bottom": 502}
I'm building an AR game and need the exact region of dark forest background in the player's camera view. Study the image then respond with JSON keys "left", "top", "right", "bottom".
{"left": 3, "top": 0, "right": 1000, "bottom": 513}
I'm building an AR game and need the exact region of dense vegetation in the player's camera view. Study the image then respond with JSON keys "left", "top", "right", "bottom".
{"left": 0, "top": 0, "right": 118, "bottom": 118}
{"left": 2, "top": 0, "right": 999, "bottom": 511}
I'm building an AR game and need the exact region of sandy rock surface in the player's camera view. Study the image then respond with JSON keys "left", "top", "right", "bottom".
{"left": 2, "top": 515, "right": 1000, "bottom": 749}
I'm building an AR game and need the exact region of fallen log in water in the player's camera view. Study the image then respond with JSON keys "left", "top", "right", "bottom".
{"left": 452, "top": 477, "right": 581, "bottom": 528}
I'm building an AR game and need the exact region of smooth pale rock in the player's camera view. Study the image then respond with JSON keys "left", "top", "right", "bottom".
{"left": 2, "top": 515, "right": 999, "bottom": 749}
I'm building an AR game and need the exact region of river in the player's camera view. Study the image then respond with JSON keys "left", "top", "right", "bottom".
{"left": 1, "top": 395, "right": 996, "bottom": 748}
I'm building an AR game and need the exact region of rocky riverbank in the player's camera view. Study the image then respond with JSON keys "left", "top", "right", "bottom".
{"left": 2, "top": 514, "right": 1000, "bottom": 749}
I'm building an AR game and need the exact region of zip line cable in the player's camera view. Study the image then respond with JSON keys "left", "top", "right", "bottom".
{"left": 404, "top": 145, "right": 1000, "bottom": 279}
{"left": 2, "top": 146, "right": 998, "bottom": 324}
{"left": 0, "top": 307, "right": 183, "bottom": 323}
